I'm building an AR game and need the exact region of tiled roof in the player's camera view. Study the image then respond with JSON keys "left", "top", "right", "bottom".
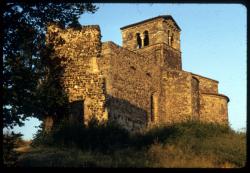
{"left": 120, "top": 15, "right": 181, "bottom": 31}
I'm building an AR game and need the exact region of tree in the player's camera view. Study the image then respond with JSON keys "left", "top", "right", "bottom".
{"left": 3, "top": 3, "right": 98, "bottom": 129}
{"left": 3, "top": 132, "right": 23, "bottom": 167}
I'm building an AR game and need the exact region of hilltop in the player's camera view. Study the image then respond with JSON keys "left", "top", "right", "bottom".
{"left": 15, "top": 121, "right": 246, "bottom": 168}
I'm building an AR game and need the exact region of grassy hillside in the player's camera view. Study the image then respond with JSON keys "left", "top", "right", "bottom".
{"left": 16, "top": 121, "right": 246, "bottom": 167}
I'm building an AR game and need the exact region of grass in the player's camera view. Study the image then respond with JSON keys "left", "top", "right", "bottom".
{"left": 18, "top": 147, "right": 148, "bottom": 167}
{"left": 16, "top": 121, "right": 246, "bottom": 167}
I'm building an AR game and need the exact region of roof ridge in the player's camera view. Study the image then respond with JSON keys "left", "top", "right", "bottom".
{"left": 120, "top": 15, "right": 181, "bottom": 31}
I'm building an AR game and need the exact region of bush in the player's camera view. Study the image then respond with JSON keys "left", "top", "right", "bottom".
{"left": 31, "top": 127, "right": 54, "bottom": 147}
{"left": 194, "top": 133, "right": 246, "bottom": 167}
{"left": 33, "top": 118, "right": 131, "bottom": 152}
{"left": 131, "top": 121, "right": 231, "bottom": 147}
{"left": 30, "top": 120, "right": 246, "bottom": 167}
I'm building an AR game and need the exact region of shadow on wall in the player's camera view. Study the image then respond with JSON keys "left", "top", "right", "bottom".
{"left": 45, "top": 94, "right": 150, "bottom": 133}
{"left": 106, "top": 95, "right": 148, "bottom": 132}
{"left": 68, "top": 100, "right": 84, "bottom": 123}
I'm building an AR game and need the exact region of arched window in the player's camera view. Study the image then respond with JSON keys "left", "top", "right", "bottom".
{"left": 171, "top": 33, "right": 174, "bottom": 46}
{"left": 143, "top": 31, "right": 149, "bottom": 46}
{"left": 150, "top": 92, "right": 158, "bottom": 122}
{"left": 150, "top": 94, "right": 155, "bottom": 122}
{"left": 136, "top": 33, "right": 142, "bottom": 49}
{"left": 167, "top": 30, "right": 171, "bottom": 45}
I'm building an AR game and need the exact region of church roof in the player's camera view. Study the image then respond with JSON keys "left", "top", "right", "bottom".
{"left": 120, "top": 15, "right": 181, "bottom": 31}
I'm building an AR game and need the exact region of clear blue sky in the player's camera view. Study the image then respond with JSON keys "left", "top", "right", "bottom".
{"left": 11, "top": 3, "right": 246, "bottom": 140}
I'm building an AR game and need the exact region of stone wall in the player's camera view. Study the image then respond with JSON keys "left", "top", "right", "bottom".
{"left": 136, "top": 43, "right": 182, "bottom": 70}
{"left": 100, "top": 41, "right": 162, "bottom": 132}
{"left": 200, "top": 93, "right": 229, "bottom": 124}
{"left": 191, "top": 77, "right": 200, "bottom": 120}
{"left": 162, "top": 19, "right": 181, "bottom": 50}
{"left": 191, "top": 73, "right": 218, "bottom": 94}
{"left": 162, "top": 44, "right": 182, "bottom": 70}
{"left": 121, "top": 18, "right": 164, "bottom": 50}
{"left": 121, "top": 18, "right": 180, "bottom": 51}
{"left": 46, "top": 24, "right": 107, "bottom": 125}
{"left": 161, "top": 70, "right": 193, "bottom": 124}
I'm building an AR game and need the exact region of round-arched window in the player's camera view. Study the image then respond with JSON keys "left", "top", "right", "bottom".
{"left": 136, "top": 33, "right": 142, "bottom": 49}
{"left": 143, "top": 31, "right": 149, "bottom": 46}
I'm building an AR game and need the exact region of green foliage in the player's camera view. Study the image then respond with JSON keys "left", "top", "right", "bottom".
{"left": 31, "top": 128, "right": 54, "bottom": 148}
{"left": 29, "top": 121, "right": 246, "bottom": 167}
{"left": 143, "top": 121, "right": 246, "bottom": 167}
{"left": 129, "top": 121, "right": 232, "bottom": 149}
{"left": 3, "top": 132, "right": 23, "bottom": 167}
{"left": 192, "top": 133, "right": 246, "bottom": 167}
{"left": 32, "top": 118, "right": 131, "bottom": 153}
{"left": 3, "top": 3, "right": 98, "bottom": 128}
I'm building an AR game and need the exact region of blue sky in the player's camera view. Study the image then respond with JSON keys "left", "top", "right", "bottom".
{"left": 11, "top": 3, "right": 246, "bottom": 140}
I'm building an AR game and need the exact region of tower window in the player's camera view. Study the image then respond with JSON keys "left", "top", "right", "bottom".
{"left": 150, "top": 92, "right": 158, "bottom": 122}
{"left": 167, "top": 30, "right": 171, "bottom": 45}
{"left": 171, "top": 33, "right": 174, "bottom": 46}
{"left": 150, "top": 93, "right": 155, "bottom": 122}
{"left": 136, "top": 33, "right": 142, "bottom": 49}
{"left": 143, "top": 31, "right": 149, "bottom": 46}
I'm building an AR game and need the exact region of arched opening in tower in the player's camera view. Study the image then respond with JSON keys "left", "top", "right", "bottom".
{"left": 150, "top": 92, "right": 158, "bottom": 123}
{"left": 167, "top": 30, "right": 171, "bottom": 45}
{"left": 136, "top": 33, "right": 142, "bottom": 49}
{"left": 171, "top": 33, "right": 174, "bottom": 47}
{"left": 143, "top": 30, "right": 149, "bottom": 46}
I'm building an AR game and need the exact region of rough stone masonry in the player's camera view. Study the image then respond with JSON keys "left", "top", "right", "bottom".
{"left": 45, "top": 15, "right": 229, "bottom": 132}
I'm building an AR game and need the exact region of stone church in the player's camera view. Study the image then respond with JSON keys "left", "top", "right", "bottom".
{"left": 45, "top": 15, "right": 229, "bottom": 132}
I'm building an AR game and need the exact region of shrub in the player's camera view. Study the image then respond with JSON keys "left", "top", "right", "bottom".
{"left": 30, "top": 120, "right": 246, "bottom": 167}
{"left": 194, "top": 133, "right": 246, "bottom": 167}
{"left": 32, "top": 118, "right": 131, "bottom": 152}
{"left": 31, "top": 127, "right": 54, "bottom": 147}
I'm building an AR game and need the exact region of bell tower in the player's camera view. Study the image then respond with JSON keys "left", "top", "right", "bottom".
{"left": 120, "top": 15, "right": 182, "bottom": 70}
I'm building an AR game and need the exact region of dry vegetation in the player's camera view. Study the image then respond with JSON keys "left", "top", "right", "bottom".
{"left": 14, "top": 121, "right": 246, "bottom": 168}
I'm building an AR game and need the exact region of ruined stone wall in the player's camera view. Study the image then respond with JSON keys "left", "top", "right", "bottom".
{"left": 100, "top": 42, "right": 162, "bottom": 132}
{"left": 161, "top": 70, "right": 193, "bottom": 124}
{"left": 46, "top": 24, "right": 107, "bottom": 124}
{"left": 191, "top": 73, "right": 218, "bottom": 94}
{"left": 135, "top": 43, "right": 182, "bottom": 70}
{"left": 200, "top": 93, "right": 229, "bottom": 124}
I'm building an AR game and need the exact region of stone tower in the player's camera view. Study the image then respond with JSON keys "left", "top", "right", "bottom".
{"left": 120, "top": 15, "right": 182, "bottom": 70}
{"left": 46, "top": 24, "right": 108, "bottom": 128}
